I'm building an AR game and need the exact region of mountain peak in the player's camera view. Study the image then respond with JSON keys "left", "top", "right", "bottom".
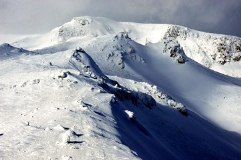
{"left": 52, "top": 16, "right": 121, "bottom": 42}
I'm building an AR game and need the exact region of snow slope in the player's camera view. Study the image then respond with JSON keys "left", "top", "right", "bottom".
{"left": 1, "top": 16, "right": 241, "bottom": 159}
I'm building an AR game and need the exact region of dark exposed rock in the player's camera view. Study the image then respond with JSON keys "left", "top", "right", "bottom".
{"left": 170, "top": 48, "right": 177, "bottom": 58}
{"left": 114, "top": 32, "right": 131, "bottom": 41}
{"left": 98, "top": 81, "right": 156, "bottom": 110}
{"left": 177, "top": 56, "right": 185, "bottom": 64}
{"left": 233, "top": 55, "right": 241, "bottom": 62}
{"left": 177, "top": 107, "right": 188, "bottom": 116}
{"left": 76, "top": 47, "right": 86, "bottom": 53}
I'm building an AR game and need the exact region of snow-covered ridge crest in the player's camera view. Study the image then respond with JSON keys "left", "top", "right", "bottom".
{"left": 69, "top": 47, "right": 107, "bottom": 80}
{"left": 0, "top": 43, "right": 36, "bottom": 60}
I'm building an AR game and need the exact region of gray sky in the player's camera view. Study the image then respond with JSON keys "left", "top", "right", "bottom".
{"left": 0, "top": 0, "right": 241, "bottom": 37}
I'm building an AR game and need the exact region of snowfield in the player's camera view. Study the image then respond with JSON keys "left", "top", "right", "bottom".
{"left": 1, "top": 16, "right": 241, "bottom": 160}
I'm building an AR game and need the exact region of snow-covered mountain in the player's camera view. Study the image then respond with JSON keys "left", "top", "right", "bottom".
{"left": 1, "top": 16, "right": 241, "bottom": 160}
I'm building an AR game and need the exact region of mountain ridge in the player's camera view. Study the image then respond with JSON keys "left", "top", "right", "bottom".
{"left": 12, "top": 16, "right": 241, "bottom": 77}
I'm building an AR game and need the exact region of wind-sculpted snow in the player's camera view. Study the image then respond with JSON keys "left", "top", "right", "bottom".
{"left": 1, "top": 16, "right": 241, "bottom": 159}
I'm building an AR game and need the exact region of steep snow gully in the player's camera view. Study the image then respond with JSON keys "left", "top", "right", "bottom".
{"left": 1, "top": 16, "right": 241, "bottom": 159}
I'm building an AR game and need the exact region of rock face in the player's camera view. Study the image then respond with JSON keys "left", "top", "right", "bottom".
{"left": 161, "top": 24, "right": 241, "bottom": 71}
{"left": 163, "top": 37, "right": 187, "bottom": 64}
{"left": 104, "top": 32, "right": 145, "bottom": 69}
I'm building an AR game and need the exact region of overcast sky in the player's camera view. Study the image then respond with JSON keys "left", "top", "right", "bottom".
{"left": 0, "top": 0, "right": 241, "bottom": 37}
